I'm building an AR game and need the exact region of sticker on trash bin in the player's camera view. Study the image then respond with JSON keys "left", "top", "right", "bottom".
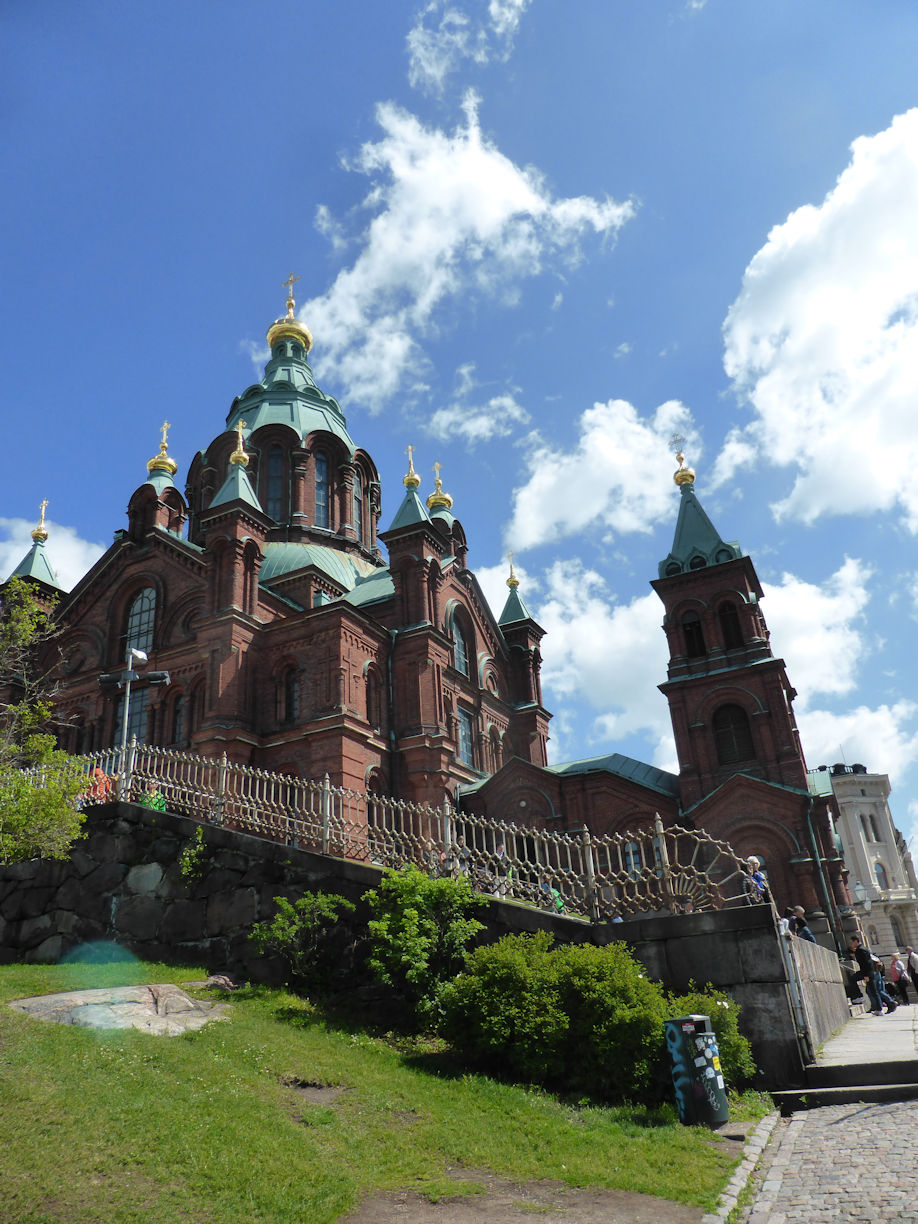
{"left": 716, "top": 1075, "right": 724, "bottom": 1089}
{"left": 681, "top": 1023, "right": 695, "bottom": 1033}
{"left": 705, "top": 1066, "right": 715, "bottom": 1078}
{"left": 712, "top": 1055, "right": 721, "bottom": 1070}
{"left": 694, "top": 1037, "right": 707, "bottom": 1050}
{"left": 694, "top": 1055, "right": 706, "bottom": 1067}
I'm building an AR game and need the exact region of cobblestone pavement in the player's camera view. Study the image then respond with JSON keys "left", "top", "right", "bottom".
{"left": 742, "top": 1100, "right": 918, "bottom": 1223}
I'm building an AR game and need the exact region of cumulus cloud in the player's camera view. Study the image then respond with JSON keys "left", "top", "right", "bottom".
{"left": 304, "top": 93, "right": 633, "bottom": 411}
{"left": 533, "top": 560, "right": 676, "bottom": 768}
{"left": 505, "top": 398, "right": 696, "bottom": 551}
{"left": 796, "top": 703, "right": 918, "bottom": 783}
{"left": 427, "top": 364, "right": 529, "bottom": 443}
{"left": 720, "top": 108, "right": 918, "bottom": 527}
{"left": 0, "top": 518, "right": 105, "bottom": 593}
{"left": 407, "top": 0, "right": 531, "bottom": 95}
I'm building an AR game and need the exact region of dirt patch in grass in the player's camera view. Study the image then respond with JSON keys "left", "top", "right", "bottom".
{"left": 278, "top": 1074, "right": 349, "bottom": 1104}
{"left": 340, "top": 1170, "right": 709, "bottom": 1223}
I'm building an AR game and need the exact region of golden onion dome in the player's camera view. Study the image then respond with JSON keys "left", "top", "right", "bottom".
{"left": 266, "top": 273, "right": 313, "bottom": 354}
{"left": 426, "top": 461, "right": 453, "bottom": 510}
{"left": 147, "top": 420, "right": 178, "bottom": 477}
{"left": 673, "top": 451, "right": 696, "bottom": 487}
{"left": 506, "top": 553, "right": 519, "bottom": 589}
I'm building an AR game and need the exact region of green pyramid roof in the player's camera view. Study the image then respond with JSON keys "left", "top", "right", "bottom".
{"left": 386, "top": 487, "right": 431, "bottom": 532}
{"left": 210, "top": 463, "right": 263, "bottom": 512}
{"left": 658, "top": 481, "right": 742, "bottom": 578}
{"left": 498, "top": 583, "right": 534, "bottom": 627}
{"left": 8, "top": 538, "right": 64, "bottom": 591}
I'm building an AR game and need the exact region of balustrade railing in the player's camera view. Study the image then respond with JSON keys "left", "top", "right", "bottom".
{"left": 72, "top": 745, "right": 751, "bottom": 921}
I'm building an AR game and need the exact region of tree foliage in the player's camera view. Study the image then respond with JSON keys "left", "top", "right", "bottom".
{"left": 0, "top": 578, "right": 86, "bottom": 863}
{"left": 364, "top": 866, "right": 484, "bottom": 1026}
{"left": 251, "top": 892, "right": 357, "bottom": 991}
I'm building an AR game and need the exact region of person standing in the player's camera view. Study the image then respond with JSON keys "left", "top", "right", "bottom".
{"left": 888, "top": 952, "right": 911, "bottom": 1006}
{"left": 791, "top": 906, "right": 817, "bottom": 942}
{"left": 906, "top": 947, "right": 918, "bottom": 999}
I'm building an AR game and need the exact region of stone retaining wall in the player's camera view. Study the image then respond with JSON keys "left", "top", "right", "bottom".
{"left": 0, "top": 803, "right": 846, "bottom": 1086}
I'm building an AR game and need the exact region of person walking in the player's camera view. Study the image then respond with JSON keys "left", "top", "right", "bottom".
{"left": 849, "top": 935, "right": 897, "bottom": 1014}
{"left": 906, "top": 946, "right": 918, "bottom": 1000}
{"left": 888, "top": 952, "right": 911, "bottom": 1006}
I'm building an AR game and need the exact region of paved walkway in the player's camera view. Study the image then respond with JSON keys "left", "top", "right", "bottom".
{"left": 739, "top": 1006, "right": 918, "bottom": 1223}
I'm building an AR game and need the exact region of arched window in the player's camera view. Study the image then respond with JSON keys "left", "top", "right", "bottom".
{"left": 712, "top": 704, "right": 755, "bottom": 765}
{"left": 266, "top": 444, "right": 285, "bottom": 520}
{"left": 366, "top": 668, "right": 383, "bottom": 732}
{"left": 113, "top": 691, "right": 148, "bottom": 748}
{"left": 315, "top": 451, "right": 329, "bottom": 528}
{"left": 623, "top": 840, "right": 641, "bottom": 878}
{"left": 719, "top": 602, "right": 744, "bottom": 650}
{"left": 869, "top": 815, "right": 881, "bottom": 842}
{"left": 891, "top": 915, "right": 905, "bottom": 947}
{"left": 860, "top": 814, "right": 873, "bottom": 842}
{"left": 353, "top": 471, "right": 363, "bottom": 542}
{"left": 452, "top": 616, "right": 470, "bottom": 676}
{"left": 682, "top": 611, "right": 706, "bottom": 658}
{"left": 125, "top": 588, "right": 156, "bottom": 655}
{"left": 874, "top": 862, "right": 889, "bottom": 891}
{"left": 172, "top": 695, "right": 185, "bottom": 747}
{"left": 281, "top": 669, "right": 299, "bottom": 724}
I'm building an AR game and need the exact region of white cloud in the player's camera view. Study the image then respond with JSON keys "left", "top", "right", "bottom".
{"left": 506, "top": 398, "right": 696, "bottom": 551}
{"left": 534, "top": 560, "right": 676, "bottom": 769}
{"left": 407, "top": 0, "right": 531, "bottom": 95}
{"left": 304, "top": 93, "right": 634, "bottom": 411}
{"left": 721, "top": 108, "right": 918, "bottom": 527}
{"left": 427, "top": 364, "right": 529, "bottom": 443}
{"left": 796, "top": 703, "right": 918, "bottom": 783}
{"left": 0, "top": 518, "right": 105, "bottom": 593}
{"left": 760, "top": 558, "right": 872, "bottom": 707}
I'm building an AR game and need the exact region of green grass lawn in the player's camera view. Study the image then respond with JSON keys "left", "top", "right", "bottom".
{"left": 0, "top": 961, "right": 761, "bottom": 1224}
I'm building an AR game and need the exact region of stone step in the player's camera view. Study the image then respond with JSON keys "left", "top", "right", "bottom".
{"left": 772, "top": 1081, "right": 918, "bottom": 1114}
{"left": 803, "top": 1059, "right": 918, "bottom": 1088}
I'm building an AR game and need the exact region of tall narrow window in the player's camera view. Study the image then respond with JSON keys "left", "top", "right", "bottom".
{"left": 456, "top": 707, "right": 475, "bottom": 766}
{"left": 283, "top": 670, "right": 300, "bottom": 723}
{"left": 682, "top": 611, "right": 706, "bottom": 658}
{"left": 874, "top": 862, "right": 889, "bottom": 891}
{"left": 353, "top": 471, "right": 363, "bottom": 542}
{"left": 266, "top": 444, "right": 285, "bottom": 520}
{"left": 114, "top": 692, "right": 148, "bottom": 747}
{"left": 719, "top": 601, "right": 744, "bottom": 650}
{"left": 452, "top": 618, "right": 470, "bottom": 675}
{"left": 172, "top": 695, "right": 185, "bottom": 747}
{"left": 712, "top": 704, "right": 755, "bottom": 765}
{"left": 125, "top": 588, "right": 156, "bottom": 655}
{"left": 315, "top": 452, "right": 329, "bottom": 528}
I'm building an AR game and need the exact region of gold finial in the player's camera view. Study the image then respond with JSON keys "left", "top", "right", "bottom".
{"left": 403, "top": 444, "right": 421, "bottom": 489}
{"left": 282, "top": 272, "right": 300, "bottom": 318}
{"left": 426, "top": 460, "right": 454, "bottom": 510}
{"left": 267, "top": 273, "right": 313, "bottom": 353}
{"left": 147, "top": 419, "right": 178, "bottom": 476}
{"left": 670, "top": 435, "right": 695, "bottom": 487}
{"left": 230, "top": 419, "right": 250, "bottom": 467}
{"left": 31, "top": 498, "right": 49, "bottom": 543}
{"left": 507, "top": 551, "right": 519, "bottom": 589}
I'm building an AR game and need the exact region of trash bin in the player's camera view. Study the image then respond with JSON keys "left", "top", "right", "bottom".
{"left": 664, "top": 1014, "right": 729, "bottom": 1128}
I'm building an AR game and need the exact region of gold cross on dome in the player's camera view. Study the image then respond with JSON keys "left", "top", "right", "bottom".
{"left": 432, "top": 460, "right": 442, "bottom": 489}
{"left": 160, "top": 420, "right": 171, "bottom": 450}
{"left": 669, "top": 432, "right": 686, "bottom": 457}
{"left": 235, "top": 419, "right": 247, "bottom": 451}
{"left": 38, "top": 498, "right": 48, "bottom": 527}
{"left": 282, "top": 273, "right": 300, "bottom": 316}
{"left": 405, "top": 444, "right": 415, "bottom": 473}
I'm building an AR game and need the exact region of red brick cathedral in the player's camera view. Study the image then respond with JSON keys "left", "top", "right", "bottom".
{"left": 8, "top": 289, "right": 848, "bottom": 917}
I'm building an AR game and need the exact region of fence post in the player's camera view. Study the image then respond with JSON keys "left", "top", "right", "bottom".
{"left": 442, "top": 797, "right": 453, "bottom": 868}
{"left": 120, "top": 735, "right": 138, "bottom": 802}
{"left": 322, "top": 774, "right": 331, "bottom": 854}
{"left": 582, "top": 829, "right": 600, "bottom": 923}
{"left": 213, "top": 752, "right": 227, "bottom": 826}
{"left": 654, "top": 811, "right": 676, "bottom": 911}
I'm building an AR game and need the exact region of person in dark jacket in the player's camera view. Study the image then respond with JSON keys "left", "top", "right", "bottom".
{"left": 792, "top": 905, "right": 817, "bottom": 942}
{"left": 849, "top": 935, "right": 897, "bottom": 1014}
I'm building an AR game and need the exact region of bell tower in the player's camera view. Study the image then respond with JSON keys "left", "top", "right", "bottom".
{"left": 651, "top": 453, "right": 809, "bottom": 809}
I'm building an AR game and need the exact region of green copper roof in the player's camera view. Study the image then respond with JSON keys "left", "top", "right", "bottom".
{"left": 258, "top": 542, "right": 380, "bottom": 592}
{"left": 658, "top": 482, "right": 742, "bottom": 579}
{"left": 547, "top": 752, "right": 680, "bottom": 798}
{"left": 8, "top": 539, "right": 64, "bottom": 590}
{"left": 343, "top": 567, "right": 396, "bottom": 608}
{"left": 386, "top": 487, "right": 431, "bottom": 531}
{"left": 144, "top": 468, "right": 178, "bottom": 496}
{"left": 226, "top": 347, "right": 356, "bottom": 456}
{"left": 210, "top": 463, "right": 263, "bottom": 511}
{"left": 498, "top": 584, "right": 534, "bottom": 627}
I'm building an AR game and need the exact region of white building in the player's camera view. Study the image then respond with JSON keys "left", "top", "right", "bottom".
{"left": 809, "top": 763, "right": 918, "bottom": 955}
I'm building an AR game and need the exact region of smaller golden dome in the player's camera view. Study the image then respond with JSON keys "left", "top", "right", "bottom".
{"left": 266, "top": 273, "right": 313, "bottom": 354}
{"left": 426, "top": 461, "right": 453, "bottom": 511}
{"left": 31, "top": 498, "right": 49, "bottom": 543}
{"left": 507, "top": 553, "right": 519, "bottom": 589}
{"left": 147, "top": 420, "right": 178, "bottom": 477}
{"left": 673, "top": 451, "right": 695, "bottom": 487}
{"left": 403, "top": 444, "right": 421, "bottom": 489}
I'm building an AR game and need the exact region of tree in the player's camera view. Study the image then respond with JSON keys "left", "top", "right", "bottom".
{"left": 0, "top": 577, "right": 86, "bottom": 863}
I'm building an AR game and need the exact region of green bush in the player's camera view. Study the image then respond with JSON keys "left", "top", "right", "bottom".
{"left": 665, "top": 984, "right": 756, "bottom": 1088}
{"left": 440, "top": 932, "right": 669, "bottom": 1103}
{"left": 363, "top": 866, "right": 483, "bottom": 1027}
{"left": 251, "top": 891, "right": 355, "bottom": 991}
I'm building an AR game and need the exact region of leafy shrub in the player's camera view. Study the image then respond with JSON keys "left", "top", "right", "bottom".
{"left": 363, "top": 866, "right": 483, "bottom": 1027}
{"left": 665, "top": 983, "right": 756, "bottom": 1088}
{"left": 178, "top": 826, "right": 207, "bottom": 883}
{"left": 251, "top": 892, "right": 355, "bottom": 991}
{"left": 440, "top": 932, "right": 669, "bottom": 1102}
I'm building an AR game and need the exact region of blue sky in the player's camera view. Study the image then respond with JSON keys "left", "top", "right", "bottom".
{"left": 4, "top": 1, "right": 918, "bottom": 842}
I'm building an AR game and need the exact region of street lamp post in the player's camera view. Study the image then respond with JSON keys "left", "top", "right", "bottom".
{"left": 99, "top": 647, "right": 170, "bottom": 799}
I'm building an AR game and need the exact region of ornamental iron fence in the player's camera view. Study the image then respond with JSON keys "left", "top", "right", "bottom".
{"left": 72, "top": 744, "right": 752, "bottom": 921}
